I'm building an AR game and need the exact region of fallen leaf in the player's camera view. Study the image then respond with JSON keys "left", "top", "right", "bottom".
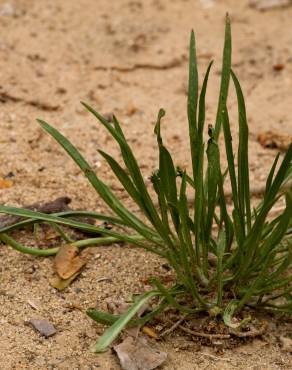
{"left": 114, "top": 336, "right": 167, "bottom": 370}
{"left": 49, "top": 270, "right": 81, "bottom": 291}
{"left": 279, "top": 336, "right": 292, "bottom": 353}
{"left": 54, "top": 244, "right": 87, "bottom": 279}
{"left": 257, "top": 131, "right": 292, "bottom": 151}
{"left": 249, "top": 0, "right": 292, "bottom": 11}
{"left": 27, "top": 319, "right": 56, "bottom": 338}
{"left": 0, "top": 177, "right": 13, "bottom": 189}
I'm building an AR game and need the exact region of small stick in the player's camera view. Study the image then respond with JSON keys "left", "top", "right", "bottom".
{"left": 178, "top": 324, "right": 230, "bottom": 339}
{"left": 160, "top": 314, "right": 188, "bottom": 337}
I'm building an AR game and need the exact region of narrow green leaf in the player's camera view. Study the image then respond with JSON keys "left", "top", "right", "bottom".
{"left": 155, "top": 109, "right": 179, "bottom": 231}
{"left": 205, "top": 134, "right": 220, "bottom": 241}
{"left": 265, "top": 153, "right": 280, "bottom": 199}
{"left": 87, "top": 299, "right": 168, "bottom": 329}
{"left": 231, "top": 69, "right": 251, "bottom": 232}
{"left": 0, "top": 206, "right": 162, "bottom": 251}
{"left": 91, "top": 291, "right": 158, "bottom": 352}
{"left": 98, "top": 150, "right": 148, "bottom": 215}
{"left": 221, "top": 107, "right": 240, "bottom": 216}
{"left": 214, "top": 14, "right": 232, "bottom": 140}
{"left": 198, "top": 61, "right": 213, "bottom": 136}
{"left": 216, "top": 230, "right": 226, "bottom": 306}
{"left": 187, "top": 30, "right": 199, "bottom": 180}
{"left": 150, "top": 172, "right": 171, "bottom": 233}
{"left": 37, "top": 119, "right": 159, "bottom": 242}
{"left": 81, "top": 104, "right": 173, "bottom": 247}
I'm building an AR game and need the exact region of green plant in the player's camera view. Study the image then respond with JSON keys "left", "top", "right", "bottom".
{"left": 0, "top": 15, "right": 291, "bottom": 352}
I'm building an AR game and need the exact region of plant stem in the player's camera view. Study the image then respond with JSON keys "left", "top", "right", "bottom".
{"left": 0, "top": 233, "right": 133, "bottom": 256}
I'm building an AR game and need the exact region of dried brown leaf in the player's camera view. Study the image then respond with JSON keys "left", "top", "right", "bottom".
{"left": 49, "top": 270, "right": 82, "bottom": 290}
{"left": 54, "top": 244, "right": 87, "bottom": 279}
{"left": 114, "top": 336, "right": 167, "bottom": 370}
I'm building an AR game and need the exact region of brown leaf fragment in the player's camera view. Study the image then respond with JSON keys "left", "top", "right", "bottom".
{"left": 27, "top": 319, "right": 56, "bottom": 338}
{"left": 54, "top": 244, "right": 87, "bottom": 279}
{"left": 114, "top": 336, "right": 167, "bottom": 370}
{"left": 257, "top": 131, "right": 292, "bottom": 151}
{"left": 49, "top": 270, "right": 81, "bottom": 290}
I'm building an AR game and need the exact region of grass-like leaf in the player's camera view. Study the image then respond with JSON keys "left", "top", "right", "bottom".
{"left": 90, "top": 291, "right": 158, "bottom": 353}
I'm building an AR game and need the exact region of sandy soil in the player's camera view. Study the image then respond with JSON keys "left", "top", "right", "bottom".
{"left": 0, "top": 0, "right": 291, "bottom": 369}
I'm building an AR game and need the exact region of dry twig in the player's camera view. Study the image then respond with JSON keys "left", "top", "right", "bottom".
{"left": 160, "top": 314, "right": 188, "bottom": 337}
{"left": 178, "top": 324, "right": 230, "bottom": 339}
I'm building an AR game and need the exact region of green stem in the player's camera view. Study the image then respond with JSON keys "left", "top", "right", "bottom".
{"left": 0, "top": 233, "right": 125, "bottom": 256}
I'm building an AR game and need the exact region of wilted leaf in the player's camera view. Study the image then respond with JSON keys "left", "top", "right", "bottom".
{"left": 49, "top": 270, "right": 81, "bottom": 290}
{"left": 54, "top": 244, "right": 87, "bottom": 279}
{"left": 114, "top": 336, "right": 167, "bottom": 370}
{"left": 27, "top": 318, "right": 56, "bottom": 338}
{"left": 257, "top": 131, "right": 292, "bottom": 151}
{"left": 0, "top": 177, "right": 13, "bottom": 189}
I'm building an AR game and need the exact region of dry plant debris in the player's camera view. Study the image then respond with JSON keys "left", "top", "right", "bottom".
{"left": 113, "top": 336, "right": 167, "bottom": 370}
{"left": 49, "top": 271, "right": 83, "bottom": 291}
{"left": 50, "top": 244, "right": 88, "bottom": 290}
{"left": 54, "top": 244, "right": 87, "bottom": 279}
{"left": 257, "top": 130, "right": 292, "bottom": 151}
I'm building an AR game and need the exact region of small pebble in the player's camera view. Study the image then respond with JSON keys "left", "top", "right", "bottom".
{"left": 27, "top": 319, "right": 57, "bottom": 338}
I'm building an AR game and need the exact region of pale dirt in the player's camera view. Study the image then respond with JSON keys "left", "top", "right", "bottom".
{"left": 0, "top": 0, "right": 291, "bottom": 369}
